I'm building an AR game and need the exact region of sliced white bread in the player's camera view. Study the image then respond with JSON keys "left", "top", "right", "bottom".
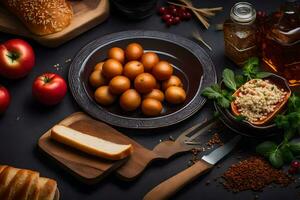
{"left": 51, "top": 125, "right": 133, "bottom": 160}
{"left": 37, "top": 177, "right": 57, "bottom": 200}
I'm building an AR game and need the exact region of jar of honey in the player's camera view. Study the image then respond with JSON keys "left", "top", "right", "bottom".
{"left": 223, "top": 2, "right": 258, "bottom": 66}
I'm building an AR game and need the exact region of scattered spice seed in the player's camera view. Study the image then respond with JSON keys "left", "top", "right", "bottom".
{"left": 207, "top": 133, "right": 223, "bottom": 147}
{"left": 205, "top": 180, "right": 210, "bottom": 185}
{"left": 65, "top": 58, "right": 72, "bottom": 63}
{"left": 222, "top": 156, "right": 293, "bottom": 192}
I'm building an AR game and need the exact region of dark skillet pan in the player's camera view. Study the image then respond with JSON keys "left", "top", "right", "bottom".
{"left": 69, "top": 30, "right": 216, "bottom": 129}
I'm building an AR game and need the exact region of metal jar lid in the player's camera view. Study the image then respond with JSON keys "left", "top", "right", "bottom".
{"left": 230, "top": 2, "right": 256, "bottom": 24}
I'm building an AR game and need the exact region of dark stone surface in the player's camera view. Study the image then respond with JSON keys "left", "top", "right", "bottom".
{"left": 0, "top": 0, "right": 299, "bottom": 199}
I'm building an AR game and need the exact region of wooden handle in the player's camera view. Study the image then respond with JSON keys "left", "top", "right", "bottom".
{"left": 143, "top": 160, "right": 213, "bottom": 200}
{"left": 153, "top": 140, "right": 190, "bottom": 159}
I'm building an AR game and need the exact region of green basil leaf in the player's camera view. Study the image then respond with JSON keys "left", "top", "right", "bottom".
{"left": 288, "top": 93, "right": 300, "bottom": 112}
{"left": 256, "top": 141, "right": 277, "bottom": 157}
{"left": 216, "top": 96, "right": 231, "bottom": 108}
{"left": 289, "top": 141, "right": 300, "bottom": 155}
{"left": 201, "top": 87, "right": 223, "bottom": 100}
{"left": 222, "top": 68, "right": 237, "bottom": 91}
{"left": 280, "top": 145, "right": 294, "bottom": 163}
{"left": 243, "top": 57, "right": 259, "bottom": 80}
{"left": 275, "top": 114, "right": 290, "bottom": 130}
{"left": 284, "top": 128, "right": 296, "bottom": 141}
{"left": 269, "top": 150, "right": 284, "bottom": 168}
{"left": 235, "top": 75, "right": 245, "bottom": 87}
{"left": 256, "top": 72, "right": 273, "bottom": 79}
{"left": 235, "top": 115, "right": 246, "bottom": 122}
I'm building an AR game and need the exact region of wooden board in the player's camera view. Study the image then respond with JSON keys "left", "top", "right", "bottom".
{"left": 0, "top": 0, "right": 109, "bottom": 47}
{"left": 39, "top": 112, "right": 194, "bottom": 182}
{"left": 38, "top": 112, "right": 131, "bottom": 184}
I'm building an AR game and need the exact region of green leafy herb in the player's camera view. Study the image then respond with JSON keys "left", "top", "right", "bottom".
{"left": 243, "top": 57, "right": 259, "bottom": 80}
{"left": 234, "top": 74, "right": 246, "bottom": 88}
{"left": 222, "top": 68, "right": 237, "bottom": 91}
{"left": 256, "top": 72, "right": 273, "bottom": 79}
{"left": 235, "top": 115, "right": 246, "bottom": 122}
{"left": 256, "top": 141, "right": 277, "bottom": 157}
{"left": 288, "top": 93, "right": 300, "bottom": 112}
{"left": 201, "top": 84, "right": 232, "bottom": 108}
{"left": 280, "top": 145, "right": 294, "bottom": 163}
{"left": 289, "top": 141, "right": 300, "bottom": 155}
{"left": 269, "top": 150, "right": 284, "bottom": 168}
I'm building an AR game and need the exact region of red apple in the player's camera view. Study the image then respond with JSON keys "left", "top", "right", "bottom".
{"left": 0, "top": 85, "right": 10, "bottom": 113}
{"left": 32, "top": 73, "right": 67, "bottom": 105}
{"left": 0, "top": 39, "right": 35, "bottom": 79}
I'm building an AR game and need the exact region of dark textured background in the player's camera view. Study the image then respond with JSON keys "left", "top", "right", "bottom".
{"left": 1, "top": 0, "right": 299, "bottom": 199}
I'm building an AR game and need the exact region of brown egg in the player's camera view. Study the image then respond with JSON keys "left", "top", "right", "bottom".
{"left": 108, "top": 47, "right": 125, "bottom": 64}
{"left": 141, "top": 98, "right": 163, "bottom": 117}
{"left": 120, "top": 89, "right": 141, "bottom": 111}
{"left": 94, "top": 62, "right": 105, "bottom": 71}
{"left": 89, "top": 70, "right": 107, "bottom": 88}
{"left": 102, "top": 59, "right": 123, "bottom": 79}
{"left": 143, "top": 89, "right": 164, "bottom": 102}
{"left": 134, "top": 73, "right": 156, "bottom": 94}
{"left": 109, "top": 75, "right": 131, "bottom": 95}
{"left": 94, "top": 86, "right": 116, "bottom": 106}
{"left": 123, "top": 61, "right": 144, "bottom": 80}
{"left": 125, "top": 43, "right": 144, "bottom": 61}
{"left": 141, "top": 52, "right": 159, "bottom": 72}
{"left": 152, "top": 61, "right": 173, "bottom": 81}
{"left": 162, "top": 75, "right": 183, "bottom": 91}
{"left": 165, "top": 86, "right": 186, "bottom": 104}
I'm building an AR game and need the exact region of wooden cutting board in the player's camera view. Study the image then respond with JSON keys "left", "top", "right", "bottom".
{"left": 38, "top": 112, "right": 195, "bottom": 183}
{"left": 0, "top": 0, "right": 109, "bottom": 47}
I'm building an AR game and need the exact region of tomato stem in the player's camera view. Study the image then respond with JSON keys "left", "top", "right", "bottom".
{"left": 6, "top": 52, "right": 20, "bottom": 63}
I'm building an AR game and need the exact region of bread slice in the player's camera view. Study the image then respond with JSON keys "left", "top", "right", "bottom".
{"left": 37, "top": 177, "right": 57, "bottom": 200}
{"left": 51, "top": 125, "right": 133, "bottom": 160}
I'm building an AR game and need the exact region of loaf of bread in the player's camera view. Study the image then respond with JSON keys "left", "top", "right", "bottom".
{"left": 0, "top": 165, "right": 58, "bottom": 200}
{"left": 51, "top": 125, "right": 133, "bottom": 160}
{"left": 2, "top": 0, "right": 73, "bottom": 35}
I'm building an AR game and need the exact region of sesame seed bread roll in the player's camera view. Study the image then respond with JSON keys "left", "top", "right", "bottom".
{"left": 2, "top": 0, "right": 73, "bottom": 35}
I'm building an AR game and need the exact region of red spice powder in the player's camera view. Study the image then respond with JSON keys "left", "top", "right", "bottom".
{"left": 223, "top": 156, "right": 292, "bottom": 192}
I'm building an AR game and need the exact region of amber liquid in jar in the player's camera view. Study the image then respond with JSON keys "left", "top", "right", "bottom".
{"left": 224, "top": 2, "right": 258, "bottom": 67}
{"left": 262, "top": 1, "right": 300, "bottom": 86}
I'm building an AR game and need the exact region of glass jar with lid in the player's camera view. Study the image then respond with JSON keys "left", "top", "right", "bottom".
{"left": 223, "top": 2, "right": 258, "bottom": 66}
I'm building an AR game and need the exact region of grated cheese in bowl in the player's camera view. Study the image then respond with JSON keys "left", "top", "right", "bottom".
{"left": 233, "top": 79, "right": 287, "bottom": 123}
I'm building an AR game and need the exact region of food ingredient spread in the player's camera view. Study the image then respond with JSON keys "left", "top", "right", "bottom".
{"left": 223, "top": 156, "right": 292, "bottom": 192}
{"left": 234, "top": 79, "right": 286, "bottom": 123}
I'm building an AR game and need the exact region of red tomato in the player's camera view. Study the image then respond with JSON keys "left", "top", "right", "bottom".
{"left": 0, "top": 39, "right": 35, "bottom": 79}
{"left": 32, "top": 73, "right": 67, "bottom": 105}
{"left": 0, "top": 85, "right": 10, "bottom": 113}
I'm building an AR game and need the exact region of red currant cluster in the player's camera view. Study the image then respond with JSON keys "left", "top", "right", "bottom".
{"left": 288, "top": 160, "right": 300, "bottom": 175}
{"left": 158, "top": 5, "right": 192, "bottom": 26}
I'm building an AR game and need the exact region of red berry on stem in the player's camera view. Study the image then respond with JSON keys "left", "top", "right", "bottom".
{"left": 173, "top": 16, "right": 180, "bottom": 24}
{"left": 179, "top": 11, "right": 187, "bottom": 20}
{"left": 158, "top": 7, "right": 167, "bottom": 15}
{"left": 185, "top": 11, "right": 192, "bottom": 20}
{"left": 291, "top": 161, "right": 300, "bottom": 168}
{"left": 166, "top": 18, "right": 174, "bottom": 26}
{"left": 162, "top": 14, "right": 172, "bottom": 22}
{"left": 170, "top": 7, "right": 178, "bottom": 16}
